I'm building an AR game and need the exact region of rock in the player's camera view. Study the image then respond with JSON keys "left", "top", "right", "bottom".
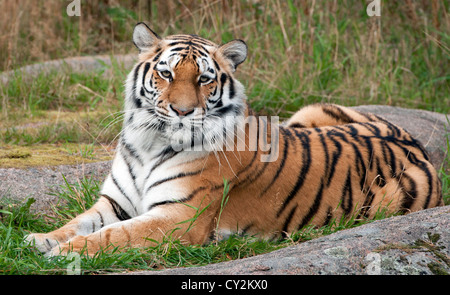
{"left": 0, "top": 161, "right": 111, "bottom": 213}
{"left": 0, "top": 54, "right": 136, "bottom": 84}
{"left": 129, "top": 205, "right": 450, "bottom": 275}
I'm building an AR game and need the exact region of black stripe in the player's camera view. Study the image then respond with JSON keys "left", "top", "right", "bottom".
{"left": 213, "top": 60, "right": 221, "bottom": 72}
{"left": 325, "top": 130, "right": 343, "bottom": 187}
{"left": 220, "top": 73, "right": 227, "bottom": 84}
{"left": 238, "top": 150, "right": 271, "bottom": 187}
{"left": 260, "top": 128, "right": 289, "bottom": 197}
{"left": 211, "top": 86, "right": 218, "bottom": 97}
{"left": 359, "top": 189, "right": 376, "bottom": 219}
{"left": 142, "top": 62, "right": 151, "bottom": 91}
{"left": 240, "top": 223, "right": 253, "bottom": 236}
{"left": 276, "top": 130, "right": 311, "bottom": 217}
{"left": 235, "top": 118, "right": 260, "bottom": 177}
{"left": 228, "top": 77, "right": 235, "bottom": 99}
{"left": 133, "top": 94, "right": 142, "bottom": 108}
{"left": 399, "top": 173, "right": 417, "bottom": 211}
{"left": 144, "top": 146, "right": 179, "bottom": 183}
{"left": 322, "top": 105, "right": 356, "bottom": 124}
{"left": 322, "top": 207, "right": 333, "bottom": 226}
{"left": 289, "top": 122, "right": 306, "bottom": 128}
{"left": 133, "top": 62, "right": 143, "bottom": 82}
{"left": 375, "top": 157, "right": 387, "bottom": 187}
{"left": 382, "top": 141, "right": 397, "bottom": 178}
{"left": 120, "top": 150, "right": 141, "bottom": 198}
{"left": 145, "top": 170, "right": 203, "bottom": 194}
{"left": 346, "top": 124, "right": 360, "bottom": 137}
{"left": 217, "top": 73, "right": 228, "bottom": 107}
{"left": 214, "top": 104, "right": 240, "bottom": 116}
{"left": 96, "top": 210, "right": 104, "bottom": 227}
{"left": 317, "top": 130, "right": 331, "bottom": 186}
{"left": 362, "top": 136, "right": 375, "bottom": 171}
{"left": 420, "top": 163, "right": 434, "bottom": 209}
{"left": 340, "top": 169, "right": 353, "bottom": 216}
{"left": 170, "top": 46, "right": 188, "bottom": 52}
{"left": 120, "top": 137, "right": 144, "bottom": 166}
{"left": 132, "top": 62, "right": 144, "bottom": 108}
{"left": 350, "top": 142, "right": 367, "bottom": 189}
{"left": 356, "top": 110, "right": 376, "bottom": 122}
{"left": 102, "top": 195, "right": 131, "bottom": 221}
{"left": 174, "top": 41, "right": 209, "bottom": 52}
{"left": 386, "top": 139, "right": 434, "bottom": 208}
{"left": 281, "top": 204, "right": 298, "bottom": 239}
{"left": 208, "top": 73, "right": 228, "bottom": 108}
{"left": 364, "top": 122, "right": 381, "bottom": 136}
{"left": 152, "top": 52, "right": 162, "bottom": 62}
{"left": 111, "top": 173, "right": 137, "bottom": 214}
{"left": 297, "top": 178, "right": 325, "bottom": 230}
{"left": 147, "top": 186, "right": 208, "bottom": 211}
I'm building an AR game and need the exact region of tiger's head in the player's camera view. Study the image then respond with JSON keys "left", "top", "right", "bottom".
{"left": 124, "top": 22, "right": 248, "bottom": 152}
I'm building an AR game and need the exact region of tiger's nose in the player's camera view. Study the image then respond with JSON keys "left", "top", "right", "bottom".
{"left": 170, "top": 104, "right": 195, "bottom": 117}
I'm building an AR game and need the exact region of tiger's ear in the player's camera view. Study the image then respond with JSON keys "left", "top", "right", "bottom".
{"left": 217, "top": 39, "right": 247, "bottom": 71}
{"left": 133, "top": 22, "right": 160, "bottom": 52}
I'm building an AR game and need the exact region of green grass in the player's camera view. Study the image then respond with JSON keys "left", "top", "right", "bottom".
{"left": 0, "top": 66, "right": 125, "bottom": 146}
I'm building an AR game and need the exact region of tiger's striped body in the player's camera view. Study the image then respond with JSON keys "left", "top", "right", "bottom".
{"left": 26, "top": 24, "right": 443, "bottom": 256}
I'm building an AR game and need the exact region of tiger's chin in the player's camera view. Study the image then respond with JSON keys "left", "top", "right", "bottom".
{"left": 150, "top": 114, "right": 231, "bottom": 153}
{"left": 164, "top": 125, "right": 223, "bottom": 152}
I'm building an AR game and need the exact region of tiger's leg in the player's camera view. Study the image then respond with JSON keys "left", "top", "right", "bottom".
{"left": 286, "top": 103, "right": 381, "bottom": 128}
{"left": 48, "top": 193, "right": 219, "bottom": 256}
{"left": 25, "top": 196, "right": 122, "bottom": 255}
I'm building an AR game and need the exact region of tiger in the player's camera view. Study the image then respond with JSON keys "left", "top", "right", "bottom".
{"left": 25, "top": 23, "right": 443, "bottom": 256}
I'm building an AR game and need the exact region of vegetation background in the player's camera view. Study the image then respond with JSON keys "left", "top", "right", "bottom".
{"left": 1, "top": 0, "right": 449, "bottom": 113}
{"left": 0, "top": 0, "right": 449, "bottom": 274}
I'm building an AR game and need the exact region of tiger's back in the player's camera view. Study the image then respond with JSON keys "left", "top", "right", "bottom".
{"left": 214, "top": 104, "right": 443, "bottom": 239}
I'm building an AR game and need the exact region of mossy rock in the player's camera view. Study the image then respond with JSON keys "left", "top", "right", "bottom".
{"left": 0, "top": 144, "right": 113, "bottom": 169}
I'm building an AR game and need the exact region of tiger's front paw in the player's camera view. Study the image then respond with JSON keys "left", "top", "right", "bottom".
{"left": 47, "top": 242, "right": 71, "bottom": 257}
{"left": 48, "top": 235, "right": 99, "bottom": 257}
{"left": 25, "top": 233, "right": 61, "bottom": 254}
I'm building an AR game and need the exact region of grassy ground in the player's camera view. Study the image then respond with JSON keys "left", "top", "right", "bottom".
{"left": 0, "top": 1, "right": 449, "bottom": 274}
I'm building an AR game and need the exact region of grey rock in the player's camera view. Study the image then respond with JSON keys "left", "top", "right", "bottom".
{"left": 0, "top": 54, "right": 136, "bottom": 84}
{"left": 0, "top": 161, "right": 111, "bottom": 213}
{"left": 129, "top": 205, "right": 449, "bottom": 275}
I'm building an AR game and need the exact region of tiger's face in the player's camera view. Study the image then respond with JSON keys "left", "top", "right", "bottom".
{"left": 125, "top": 23, "right": 248, "bottom": 151}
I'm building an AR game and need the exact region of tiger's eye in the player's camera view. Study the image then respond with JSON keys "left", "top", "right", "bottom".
{"left": 160, "top": 70, "right": 172, "bottom": 79}
{"left": 199, "top": 76, "right": 210, "bottom": 84}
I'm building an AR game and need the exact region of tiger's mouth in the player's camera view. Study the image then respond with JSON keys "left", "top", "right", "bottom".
{"left": 150, "top": 109, "right": 231, "bottom": 152}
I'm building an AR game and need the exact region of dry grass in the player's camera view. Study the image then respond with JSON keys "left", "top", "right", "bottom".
{"left": 2, "top": 0, "right": 448, "bottom": 113}
{"left": 0, "top": 1, "right": 449, "bottom": 122}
